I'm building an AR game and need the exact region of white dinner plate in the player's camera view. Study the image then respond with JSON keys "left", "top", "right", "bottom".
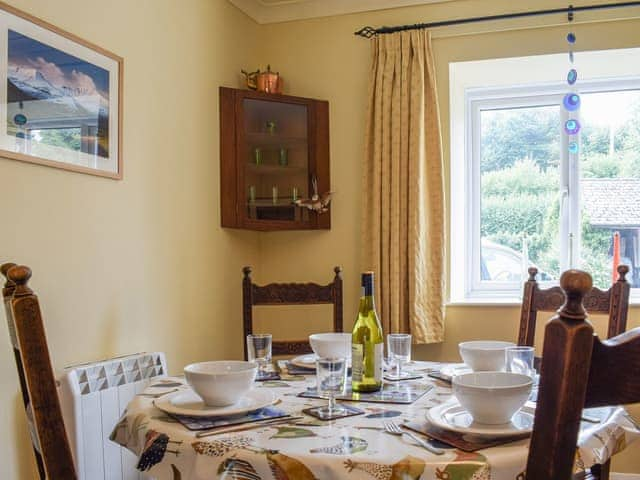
{"left": 154, "top": 388, "right": 277, "bottom": 417}
{"left": 440, "top": 363, "right": 473, "bottom": 378}
{"left": 290, "top": 354, "right": 317, "bottom": 369}
{"left": 291, "top": 354, "right": 353, "bottom": 370}
{"left": 427, "top": 401, "right": 535, "bottom": 437}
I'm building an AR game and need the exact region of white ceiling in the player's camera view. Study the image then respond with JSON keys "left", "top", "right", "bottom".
{"left": 228, "top": 0, "right": 457, "bottom": 24}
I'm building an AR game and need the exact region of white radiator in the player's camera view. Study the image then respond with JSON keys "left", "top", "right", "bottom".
{"left": 58, "top": 352, "right": 167, "bottom": 480}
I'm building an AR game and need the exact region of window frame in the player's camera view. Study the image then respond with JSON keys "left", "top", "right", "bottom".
{"left": 451, "top": 76, "right": 640, "bottom": 303}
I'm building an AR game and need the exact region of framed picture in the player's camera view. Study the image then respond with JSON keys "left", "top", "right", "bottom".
{"left": 0, "top": 1, "right": 122, "bottom": 179}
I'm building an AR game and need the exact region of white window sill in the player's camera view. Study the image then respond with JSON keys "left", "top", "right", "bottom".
{"left": 447, "top": 298, "right": 522, "bottom": 307}
{"left": 448, "top": 297, "right": 640, "bottom": 307}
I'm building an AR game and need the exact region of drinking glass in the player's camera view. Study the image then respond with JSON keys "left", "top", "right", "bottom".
{"left": 247, "top": 334, "right": 272, "bottom": 377}
{"left": 506, "top": 346, "right": 535, "bottom": 377}
{"left": 388, "top": 333, "right": 412, "bottom": 378}
{"left": 315, "top": 357, "right": 347, "bottom": 417}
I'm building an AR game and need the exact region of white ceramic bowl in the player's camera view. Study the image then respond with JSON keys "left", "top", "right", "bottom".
{"left": 184, "top": 361, "right": 257, "bottom": 407}
{"left": 458, "top": 340, "right": 515, "bottom": 371}
{"left": 453, "top": 371, "right": 533, "bottom": 424}
{"left": 309, "top": 333, "right": 351, "bottom": 359}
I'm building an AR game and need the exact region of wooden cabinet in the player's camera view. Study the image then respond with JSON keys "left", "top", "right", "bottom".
{"left": 219, "top": 87, "right": 330, "bottom": 231}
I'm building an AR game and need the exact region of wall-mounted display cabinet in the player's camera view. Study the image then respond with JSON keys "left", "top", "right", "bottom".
{"left": 219, "top": 87, "right": 330, "bottom": 231}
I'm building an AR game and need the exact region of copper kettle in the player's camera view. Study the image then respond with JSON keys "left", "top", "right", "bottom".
{"left": 241, "top": 65, "right": 283, "bottom": 94}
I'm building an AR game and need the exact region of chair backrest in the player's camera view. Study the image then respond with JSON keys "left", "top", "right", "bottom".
{"left": 242, "top": 266, "right": 343, "bottom": 358}
{"left": 526, "top": 269, "right": 640, "bottom": 479}
{"left": 519, "top": 265, "right": 630, "bottom": 346}
{"left": 1, "top": 263, "right": 77, "bottom": 480}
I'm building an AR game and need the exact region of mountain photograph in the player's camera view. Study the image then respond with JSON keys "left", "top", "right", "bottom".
{"left": 6, "top": 29, "right": 110, "bottom": 158}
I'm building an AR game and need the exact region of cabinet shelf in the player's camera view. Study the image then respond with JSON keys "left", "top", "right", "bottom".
{"left": 246, "top": 164, "right": 307, "bottom": 175}
{"left": 247, "top": 200, "right": 297, "bottom": 207}
{"left": 245, "top": 133, "right": 308, "bottom": 148}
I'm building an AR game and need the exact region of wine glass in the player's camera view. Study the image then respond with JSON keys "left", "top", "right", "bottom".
{"left": 246, "top": 334, "right": 272, "bottom": 378}
{"left": 315, "top": 357, "right": 347, "bottom": 417}
{"left": 387, "top": 333, "right": 412, "bottom": 379}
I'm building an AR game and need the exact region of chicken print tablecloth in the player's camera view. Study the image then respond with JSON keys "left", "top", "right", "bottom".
{"left": 110, "top": 362, "right": 639, "bottom": 480}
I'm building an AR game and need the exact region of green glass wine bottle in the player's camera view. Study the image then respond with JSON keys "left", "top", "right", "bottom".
{"left": 351, "top": 272, "right": 383, "bottom": 392}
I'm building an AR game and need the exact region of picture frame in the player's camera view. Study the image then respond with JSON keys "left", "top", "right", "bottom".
{"left": 0, "top": 1, "right": 123, "bottom": 179}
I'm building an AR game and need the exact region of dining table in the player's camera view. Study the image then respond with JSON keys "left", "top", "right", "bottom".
{"left": 109, "top": 360, "right": 640, "bottom": 480}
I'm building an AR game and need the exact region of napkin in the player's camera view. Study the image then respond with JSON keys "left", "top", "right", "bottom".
{"left": 169, "top": 405, "right": 289, "bottom": 431}
{"left": 404, "top": 419, "right": 530, "bottom": 452}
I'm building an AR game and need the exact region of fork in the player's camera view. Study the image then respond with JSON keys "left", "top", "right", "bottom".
{"left": 137, "top": 388, "right": 179, "bottom": 399}
{"left": 383, "top": 421, "right": 445, "bottom": 455}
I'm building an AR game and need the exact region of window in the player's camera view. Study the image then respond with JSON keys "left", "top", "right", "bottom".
{"left": 450, "top": 50, "right": 640, "bottom": 302}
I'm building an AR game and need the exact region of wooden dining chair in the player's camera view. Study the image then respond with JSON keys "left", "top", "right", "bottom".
{"left": 242, "top": 266, "right": 343, "bottom": 359}
{"left": 519, "top": 264, "right": 630, "bottom": 347}
{"left": 526, "top": 269, "right": 640, "bottom": 480}
{"left": 1, "top": 263, "right": 77, "bottom": 480}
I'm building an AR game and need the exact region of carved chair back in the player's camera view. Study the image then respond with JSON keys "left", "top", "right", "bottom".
{"left": 519, "top": 265, "right": 630, "bottom": 347}
{"left": 1, "top": 263, "right": 77, "bottom": 480}
{"left": 526, "top": 269, "right": 640, "bottom": 479}
{"left": 242, "top": 266, "right": 343, "bottom": 358}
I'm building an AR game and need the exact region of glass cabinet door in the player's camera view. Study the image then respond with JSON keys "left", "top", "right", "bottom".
{"left": 242, "top": 98, "right": 309, "bottom": 224}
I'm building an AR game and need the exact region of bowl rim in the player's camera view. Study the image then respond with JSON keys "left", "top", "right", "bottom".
{"left": 458, "top": 340, "right": 516, "bottom": 350}
{"left": 184, "top": 360, "right": 257, "bottom": 375}
{"left": 453, "top": 371, "right": 533, "bottom": 389}
{"left": 309, "top": 332, "right": 351, "bottom": 340}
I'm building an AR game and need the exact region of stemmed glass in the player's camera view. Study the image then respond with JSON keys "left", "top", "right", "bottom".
{"left": 246, "top": 334, "right": 272, "bottom": 379}
{"left": 387, "top": 333, "right": 412, "bottom": 379}
{"left": 315, "top": 357, "right": 348, "bottom": 418}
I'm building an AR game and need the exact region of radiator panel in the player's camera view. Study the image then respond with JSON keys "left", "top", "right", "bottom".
{"left": 58, "top": 352, "right": 167, "bottom": 480}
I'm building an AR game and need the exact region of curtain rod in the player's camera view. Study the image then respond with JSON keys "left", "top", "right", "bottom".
{"left": 354, "top": 1, "right": 640, "bottom": 38}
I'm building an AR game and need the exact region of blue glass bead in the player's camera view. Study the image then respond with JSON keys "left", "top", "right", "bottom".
{"left": 563, "top": 93, "right": 581, "bottom": 111}
{"left": 565, "top": 119, "right": 581, "bottom": 135}
{"left": 568, "top": 142, "right": 579, "bottom": 154}
{"left": 567, "top": 32, "right": 576, "bottom": 44}
{"left": 567, "top": 69, "right": 578, "bottom": 85}
{"left": 13, "top": 113, "right": 27, "bottom": 126}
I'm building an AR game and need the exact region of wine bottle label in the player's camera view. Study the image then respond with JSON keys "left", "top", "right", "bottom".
{"left": 374, "top": 343, "right": 383, "bottom": 382}
{"left": 351, "top": 344, "right": 364, "bottom": 382}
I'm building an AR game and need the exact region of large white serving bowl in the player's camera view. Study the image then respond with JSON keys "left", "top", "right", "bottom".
{"left": 452, "top": 371, "right": 533, "bottom": 424}
{"left": 309, "top": 333, "right": 352, "bottom": 359}
{"left": 184, "top": 361, "right": 257, "bottom": 407}
{"left": 458, "top": 340, "right": 515, "bottom": 371}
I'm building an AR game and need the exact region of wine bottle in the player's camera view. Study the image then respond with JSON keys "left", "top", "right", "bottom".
{"left": 351, "top": 272, "right": 384, "bottom": 392}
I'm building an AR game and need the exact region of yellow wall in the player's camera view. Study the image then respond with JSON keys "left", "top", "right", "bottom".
{"left": 0, "top": 0, "right": 260, "bottom": 477}
{"left": 256, "top": 0, "right": 640, "bottom": 472}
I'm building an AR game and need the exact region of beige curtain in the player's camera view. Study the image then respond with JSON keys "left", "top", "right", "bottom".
{"left": 362, "top": 30, "right": 445, "bottom": 344}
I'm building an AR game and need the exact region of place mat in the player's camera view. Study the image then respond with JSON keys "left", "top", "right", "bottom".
{"left": 169, "top": 405, "right": 289, "bottom": 431}
{"left": 277, "top": 359, "right": 315, "bottom": 375}
{"left": 426, "top": 370, "right": 453, "bottom": 385}
{"left": 255, "top": 370, "right": 281, "bottom": 381}
{"left": 404, "top": 419, "right": 531, "bottom": 452}
{"left": 299, "top": 383, "right": 433, "bottom": 404}
{"left": 303, "top": 404, "right": 364, "bottom": 421}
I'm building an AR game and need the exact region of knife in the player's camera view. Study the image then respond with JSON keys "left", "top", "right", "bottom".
{"left": 195, "top": 416, "right": 304, "bottom": 438}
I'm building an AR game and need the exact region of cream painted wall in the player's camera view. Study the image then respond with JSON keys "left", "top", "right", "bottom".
{"left": 255, "top": 0, "right": 640, "bottom": 472}
{"left": 0, "top": 0, "right": 260, "bottom": 477}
